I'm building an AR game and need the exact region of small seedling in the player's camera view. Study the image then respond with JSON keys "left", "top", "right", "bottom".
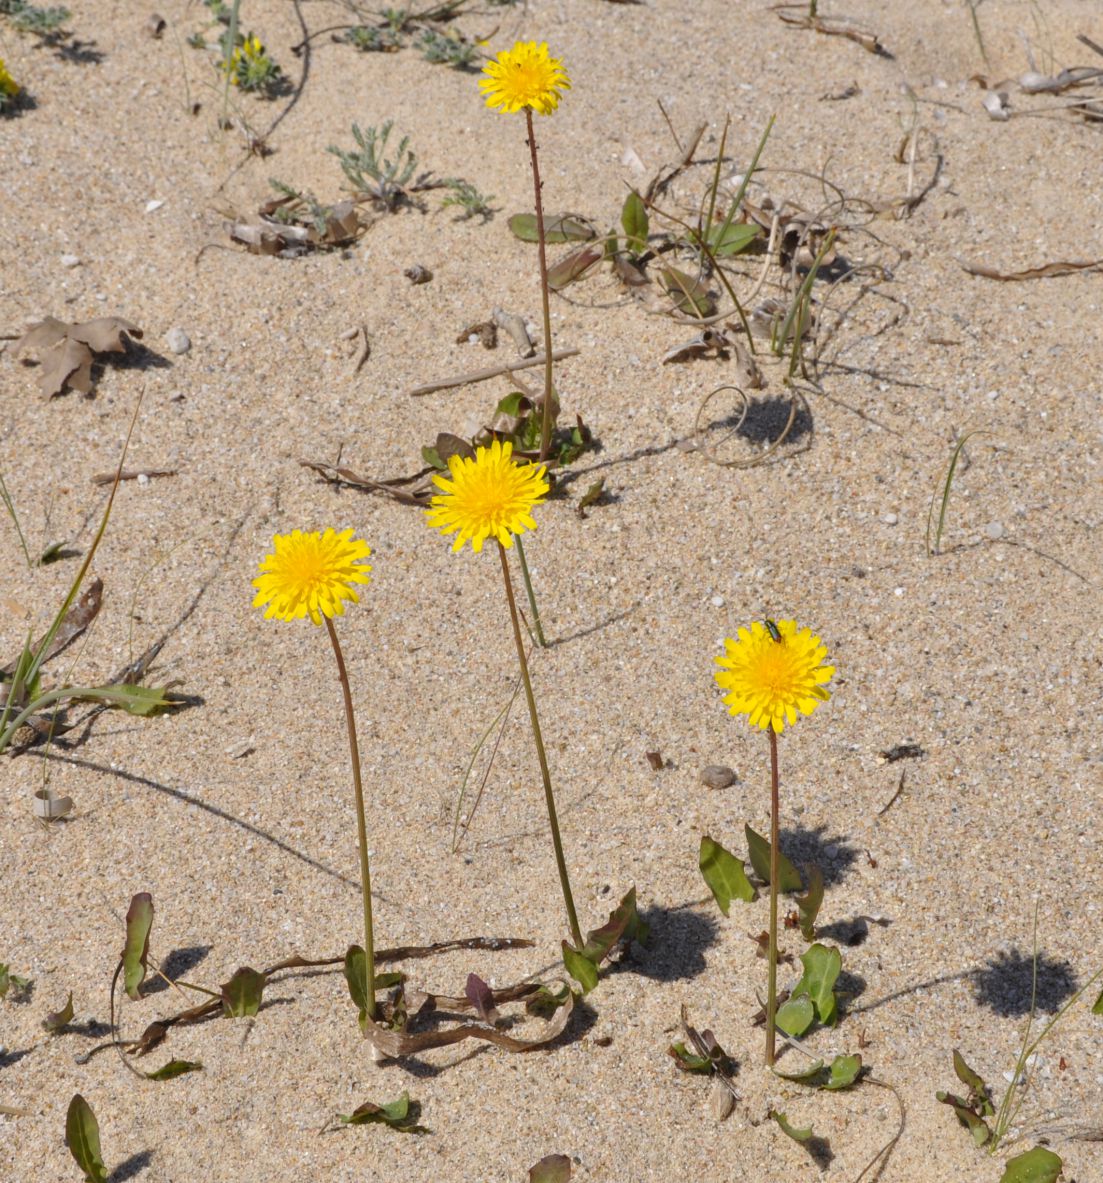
{"left": 0, "top": 0, "right": 71, "bottom": 39}
{"left": 441, "top": 179, "right": 495, "bottom": 220}
{"left": 418, "top": 28, "right": 479, "bottom": 69}
{"left": 328, "top": 121, "right": 420, "bottom": 210}
{"left": 343, "top": 25, "right": 401, "bottom": 53}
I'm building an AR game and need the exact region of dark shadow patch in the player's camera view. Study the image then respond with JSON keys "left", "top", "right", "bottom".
{"left": 779, "top": 824, "right": 860, "bottom": 888}
{"left": 629, "top": 903, "right": 720, "bottom": 983}
{"left": 0, "top": 1046, "right": 31, "bottom": 1069}
{"left": 144, "top": 947, "right": 213, "bottom": 995}
{"left": 817, "top": 915, "right": 892, "bottom": 948}
{"left": 109, "top": 1149, "right": 154, "bottom": 1182}
{"left": 699, "top": 393, "right": 813, "bottom": 449}
{"left": 53, "top": 38, "right": 106, "bottom": 65}
{"left": 972, "top": 948, "right": 1078, "bottom": 1018}
{"left": 835, "top": 967, "right": 868, "bottom": 1013}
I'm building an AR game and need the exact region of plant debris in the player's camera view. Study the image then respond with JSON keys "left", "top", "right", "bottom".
{"left": 14, "top": 317, "right": 143, "bottom": 398}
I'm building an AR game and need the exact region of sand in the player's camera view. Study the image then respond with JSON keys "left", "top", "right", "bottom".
{"left": 1, "top": 1, "right": 1102, "bottom": 1179}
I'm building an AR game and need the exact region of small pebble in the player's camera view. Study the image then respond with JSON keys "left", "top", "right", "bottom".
{"left": 882, "top": 512, "right": 898, "bottom": 525}
{"left": 60, "top": 254, "right": 81, "bottom": 269}
{"left": 710, "top": 595, "right": 725, "bottom": 607}
{"left": 984, "top": 520, "right": 1005, "bottom": 540}
{"left": 145, "top": 199, "right": 165, "bottom": 213}
{"left": 699, "top": 764, "right": 736, "bottom": 790}
{"left": 404, "top": 264, "right": 432, "bottom": 284}
{"left": 166, "top": 327, "right": 191, "bottom": 354}
{"left": 137, "top": 473, "right": 150, "bottom": 487}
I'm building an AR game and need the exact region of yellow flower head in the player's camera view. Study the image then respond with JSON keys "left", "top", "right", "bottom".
{"left": 426, "top": 439, "right": 548, "bottom": 553}
{"left": 253, "top": 529, "right": 372, "bottom": 625}
{"left": 225, "top": 35, "right": 265, "bottom": 84}
{"left": 0, "top": 58, "right": 20, "bottom": 99}
{"left": 479, "top": 40, "right": 570, "bottom": 116}
{"left": 714, "top": 619, "right": 834, "bottom": 733}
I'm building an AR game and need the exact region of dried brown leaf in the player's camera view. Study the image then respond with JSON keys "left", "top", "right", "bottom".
{"left": 15, "top": 318, "right": 141, "bottom": 397}
{"left": 68, "top": 318, "right": 143, "bottom": 354}
{"left": 961, "top": 257, "right": 1103, "bottom": 281}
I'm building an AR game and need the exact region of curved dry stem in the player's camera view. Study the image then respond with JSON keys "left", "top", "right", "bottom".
{"left": 692, "top": 384, "right": 801, "bottom": 469}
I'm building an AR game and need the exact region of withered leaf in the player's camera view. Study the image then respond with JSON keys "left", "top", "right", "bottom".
{"left": 961, "top": 257, "right": 1103, "bottom": 281}
{"left": 547, "top": 245, "right": 603, "bottom": 291}
{"left": 508, "top": 213, "right": 595, "bottom": 244}
{"left": 145, "top": 1058, "right": 203, "bottom": 1081}
{"left": 464, "top": 973, "right": 499, "bottom": 1024}
{"left": 42, "top": 990, "right": 75, "bottom": 1033}
{"left": 15, "top": 317, "right": 142, "bottom": 398}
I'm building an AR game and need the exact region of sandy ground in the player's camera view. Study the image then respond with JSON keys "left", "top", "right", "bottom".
{"left": 2, "top": 1, "right": 1102, "bottom": 1180}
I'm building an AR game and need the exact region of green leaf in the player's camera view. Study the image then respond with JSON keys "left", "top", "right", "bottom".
{"left": 122, "top": 893, "right": 153, "bottom": 1001}
{"left": 75, "top": 683, "right": 179, "bottom": 717}
{"left": 745, "top": 825, "right": 803, "bottom": 892}
{"left": 529, "top": 1154, "right": 571, "bottom": 1183}
{"left": 344, "top": 945, "right": 372, "bottom": 1032}
{"left": 145, "top": 1059, "right": 203, "bottom": 1081}
{"left": 792, "top": 943, "right": 842, "bottom": 1025}
{"left": 0, "top": 964, "right": 32, "bottom": 1001}
{"left": 577, "top": 886, "right": 648, "bottom": 965}
{"left": 998, "top": 1146, "right": 1064, "bottom": 1183}
{"left": 795, "top": 866, "right": 824, "bottom": 941}
{"left": 508, "top": 213, "right": 595, "bottom": 244}
{"left": 658, "top": 266, "right": 715, "bottom": 318}
{"left": 620, "top": 191, "right": 648, "bottom": 255}
{"left": 824, "top": 1053, "right": 863, "bottom": 1090}
{"left": 420, "top": 445, "right": 445, "bottom": 470}
{"left": 699, "top": 835, "right": 755, "bottom": 915}
{"left": 65, "top": 1094, "right": 108, "bottom": 1183}
{"left": 42, "top": 990, "right": 74, "bottom": 1034}
{"left": 770, "top": 1109, "right": 813, "bottom": 1143}
{"left": 220, "top": 966, "right": 265, "bottom": 1017}
{"left": 775, "top": 996, "right": 814, "bottom": 1037}
{"left": 1092, "top": 987, "right": 1103, "bottom": 1015}
{"left": 773, "top": 1057, "right": 824, "bottom": 1081}
{"left": 936, "top": 1091, "right": 991, "bottom": 1147}
{"left": 338, "top": 1091, "right": 428, "bottom": 1133}
{"left": 496, "top": 392, "right": 529, "bottom": 417}
{"left": 547, "top": 245, "right": 602, "bottom": 291}
{"left": 561, "top": 942, "right": 599, "bottom": 995}
{"left": 668, "top": 1041, "right": 714, "bottom": 1074}
{"left": 953, "top": 1049, "right": 994, "bottom": 1115}
{"left": 705, "top": 220, "right": 760, "bottom": 258}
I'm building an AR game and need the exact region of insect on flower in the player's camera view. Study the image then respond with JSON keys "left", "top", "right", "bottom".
{"left": 764, "top": 618, "right": 783, "bottom": 643}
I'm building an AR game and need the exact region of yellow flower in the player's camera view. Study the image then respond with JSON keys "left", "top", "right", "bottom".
{"left": 714, "top": 620, "right": 834, "bottom": 733}
{"left": 253, "top": 529, "right": 372, "bottom": 625}
{"left": 0, "top": 58, "right": 20, "bottom": 99}
{"left": 479, "top": 40, "right": 570, "bottom": 116}
{"left": 426, "top": 439, "right": 548, "bottom": 553}
{"left": 225, "top": 35, "right": 265, "bottom": 84}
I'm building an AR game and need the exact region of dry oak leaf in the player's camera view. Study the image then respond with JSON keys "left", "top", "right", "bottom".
{"left": 14, "top": 316, "right": 143, "bottom": 397}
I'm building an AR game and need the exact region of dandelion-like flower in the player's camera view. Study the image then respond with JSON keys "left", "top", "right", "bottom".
{"left": 253, "top": 529, "right": 372, "bottom": 625}
{"left": 0, "top": 57, "right": 20, "bottom": 100}
{"left": 714, "top": 620, "right": 834, "bottom": 733}
{"left": 426, "top": 439, "right": 548, "bottom": 553}
{"left": 479, "top": 40, "right": 570, "bottom": 116}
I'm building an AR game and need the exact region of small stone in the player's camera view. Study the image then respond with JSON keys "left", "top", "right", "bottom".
{"left": 882, "top": 512, "right": 898, "bottom": 525}
{"left": 984, "top": 520, "right": 1005, "bottom": 540}
{"left": 708, "top": 1079, "right": 736, "bottom": 1122}
{"left": 404, "top": 264, "right": 432, "bottom": 284}
{"left": 166, "top": 327, "right": 191, "bottom": 354}
{"left": 710, "top": 594, "right": 725, "bottom": 607}
{"left": 145, "top": 199, "right": 165, "bottom": 213}
{"left": 60, "top": 254, "right": 81, "bottom": 269}
{"left": 137, "top": 473, "right": 150, "bottom": 487}
{"left": 700, "top": 764, "right": 736, "bottom": 790}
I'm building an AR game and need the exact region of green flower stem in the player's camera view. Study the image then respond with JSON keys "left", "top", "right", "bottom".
{"left": 513, "top": 535, "right": 547, "bottom": 648}
{"left": 497, "top": 540, "right": 582, "bottom": 948}
{"left": 525, "top": 107, "right": 556, "bottom": 464}
{"left": 766, "top": 726, "right": 781, "bottom": 1066}
{"left": 324, "top": 616, "right": 376, "bottom": 1023}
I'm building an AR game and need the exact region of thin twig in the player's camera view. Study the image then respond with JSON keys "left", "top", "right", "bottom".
{"left": 408, "top": 349, "right": 579, "bottom": 396}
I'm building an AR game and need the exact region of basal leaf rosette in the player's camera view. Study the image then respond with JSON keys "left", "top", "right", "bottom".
{"left": 714, "top": 619, "right": 834, "bottom": 733}
{"left": 252, "top": 528, "right": 372, "bottom": 625}
{"left": 479, "top": 40, "right": 570, "bottom": 116}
